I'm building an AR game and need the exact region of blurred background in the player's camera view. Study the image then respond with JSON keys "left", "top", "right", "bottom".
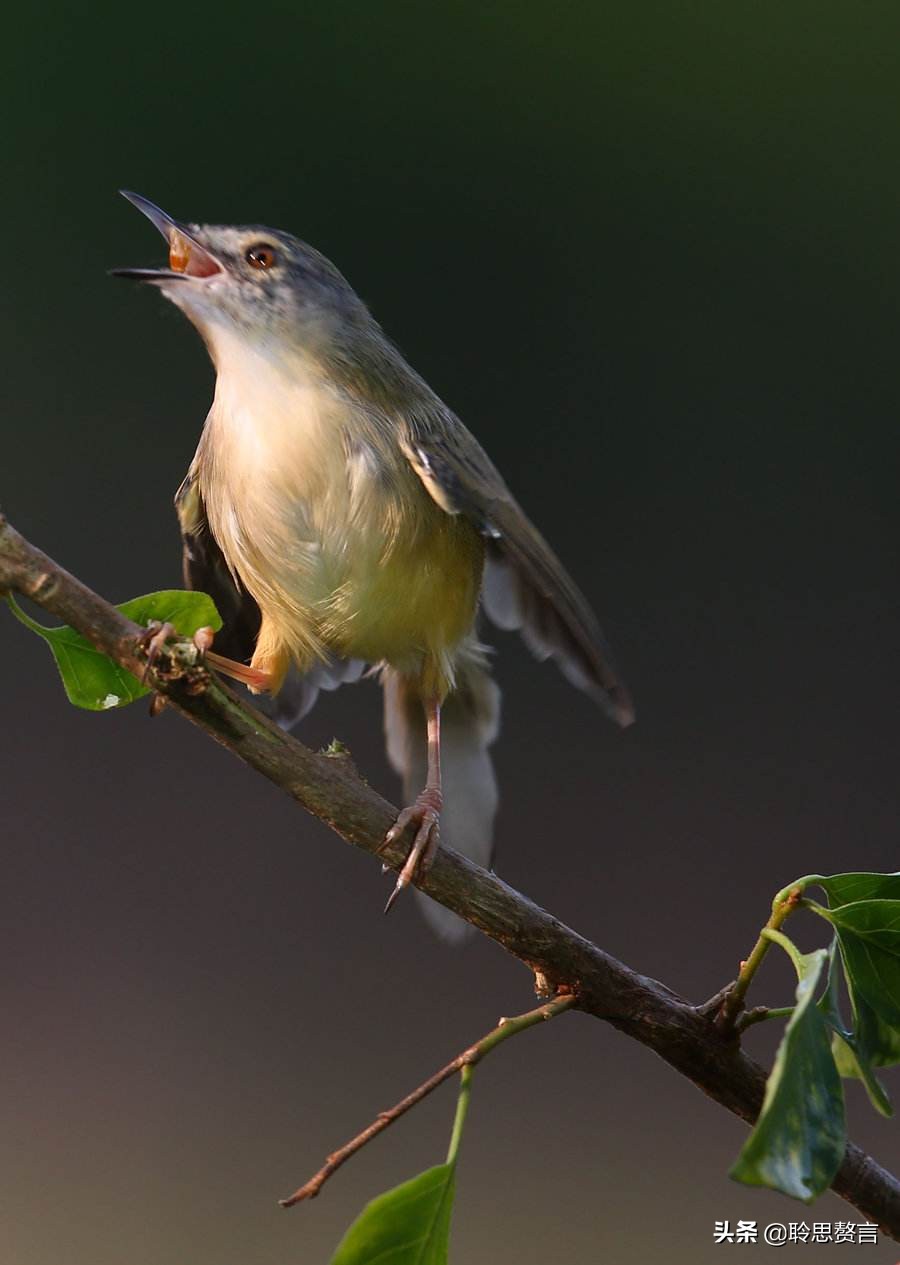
{"left": 2, "top": 3, "right": 898, "bottom": 1262}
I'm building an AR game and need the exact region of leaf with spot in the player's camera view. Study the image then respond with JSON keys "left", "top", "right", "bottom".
{"left": 731, "top": 945, "right": 846, "bottom": 1202}
{"left": 6, "top": 590, "right": 221, "bottom": 710}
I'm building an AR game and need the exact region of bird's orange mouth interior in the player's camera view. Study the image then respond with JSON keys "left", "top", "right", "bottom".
{"left": 168, "top": 229, "right": 221, "bottom": 278}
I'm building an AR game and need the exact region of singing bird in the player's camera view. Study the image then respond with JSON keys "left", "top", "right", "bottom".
{"left": 113, "top": 192, "right": 634, "bottom": 937}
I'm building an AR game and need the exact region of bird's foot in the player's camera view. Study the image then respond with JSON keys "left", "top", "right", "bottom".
{"left": 382, "top": 788, "right": 442, "bottom": 914}
{"left": 205, "top": 649, "right": 273, "bottom": 693}
{"left": 138, "top": 621, "right": 214, "bottom": 675}
{"left": 141, "top": 622, "right": 273, "bottom": 698}
{"left": 137, "top": 622, "right": 217, "bottom": 714}
{"left": 138, "top": 621, "right": 178, "bottom": 683}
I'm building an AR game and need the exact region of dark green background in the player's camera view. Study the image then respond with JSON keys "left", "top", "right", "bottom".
{"left": 2, "top": 4, "right": 898, "bottom": 1262}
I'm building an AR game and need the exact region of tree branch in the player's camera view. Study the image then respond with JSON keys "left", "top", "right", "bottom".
{"left": 714, "top": 886, "right": 802, "bottom": 1033}
{"left": 2, "top": 513, "right": 899, "bottom": 1239}
{"left": 280, "top": 994, "right": 575, "bottom": 1207}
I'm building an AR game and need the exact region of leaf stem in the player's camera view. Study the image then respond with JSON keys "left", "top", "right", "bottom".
{"left": 761, "top": 927, "right": 804, "bottom": 972}
{"left": 800, "top": 897, "right": 833, "bottom": 921}
{"left": 734, "top": 1005, "right": 796, "bottom": 1034}
{"left": 446, "top": 1065, "right": 473, "bottom": 1166}
{"left": 5, "top": 591, "right": 49, "bottom": 634}
{"left": 280, "top": 992, "right": 575, "bottom": 1207}
{"left": 714, "top": 887, "right": 802, "bottom": 1033}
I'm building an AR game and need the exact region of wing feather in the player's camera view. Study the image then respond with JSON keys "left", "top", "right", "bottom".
{"left": 175, "top": 468, "right": 260, "bottom": 664}
{"left": 402, "top": 411, "right": 634, "bottom": 726}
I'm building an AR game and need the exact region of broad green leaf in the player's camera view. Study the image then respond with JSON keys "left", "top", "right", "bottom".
{"left": 116, "top": 591, "right": 222, "bottom": 637}
{"left": 850, "top": 1000, "right": 900, "bottom": 1068}
{"left": 818, "top": 941, "right": 892, "bottom": 1116}
{"left": 731, "top": 947, "right": 845, "bottom": 1202}
{"left": 808, "top": 873, "right": 900, "bottom": 906}
{"left": 825, "top": 899, "right": 900, "bottom": 956}
{"left": 329, "top": 1163, "right": 455, "bottom": 1265}
{"left": 820, "top": 905, "right": 900, "bottom": 1058}
{"left": 7, "top": 590, "right": 221, "bottom": 710}
{"left": 832, "top": 1013, "right": 900, "bottom": 1114}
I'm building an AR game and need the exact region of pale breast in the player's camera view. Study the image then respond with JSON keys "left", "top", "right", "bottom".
{"left": 195, "top": 335, "right": 483, "bottom": 677}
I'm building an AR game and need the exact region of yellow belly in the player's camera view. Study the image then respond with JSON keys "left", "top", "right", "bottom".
{"left": 196, "top": 349, "right": 484, "bottom": 696}
{"left": 246, "top": 504, "right": 483, "bottom": 698}
{"left": 319, "top": 506, "right": 484, "bottom": 673}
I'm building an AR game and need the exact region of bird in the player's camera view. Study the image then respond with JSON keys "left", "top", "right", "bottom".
{"left": 112, "top": 191, "right": 634, "bottom": 938}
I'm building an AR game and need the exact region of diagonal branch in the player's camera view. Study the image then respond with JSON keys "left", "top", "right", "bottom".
{"left": 2, "top": 512, "right": 899, "bottom": 1239}
{"left": 280, "top": 994, "right": 575, "bottom": 1207}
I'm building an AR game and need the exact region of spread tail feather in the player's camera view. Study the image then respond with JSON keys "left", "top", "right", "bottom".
{"left": 255, "top": 655, "right": 368, "bottom": 730}
{"left": 383, "top": 654, "right": 500, "bottom": 942}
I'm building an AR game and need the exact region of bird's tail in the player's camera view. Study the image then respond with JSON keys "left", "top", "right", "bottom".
{"left": 382, "top": 648, "right": 500, "bottom": 942}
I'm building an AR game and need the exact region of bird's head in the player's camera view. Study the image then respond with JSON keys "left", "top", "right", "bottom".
{"left": 111, "top": 191, "right": 363, "bottom": 363}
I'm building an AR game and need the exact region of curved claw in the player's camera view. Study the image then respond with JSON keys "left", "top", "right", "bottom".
{"left": 384, "top": 881, "right": 406, "bottom": 915}
{"left": 138, "top": 621, "right": 177, "bottom": 683}
{"left": 383, "top": 795, "right": 441, "bottom": 914}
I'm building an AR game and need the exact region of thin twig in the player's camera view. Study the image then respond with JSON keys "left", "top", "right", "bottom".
{"left": 2, "top": 514, "right": 900, "bottom": 1239}
{"left": 735, "top": 1005, "right": 795, "bottom": 1035}
{"left": 714, "top": 887, "right": 802, "bottom": 1034}
{"left": 279, "top": 994, "right": 575, "bottom": 1207}
{"left": 696, "top": 982, "right": 735, "bottom": 1018}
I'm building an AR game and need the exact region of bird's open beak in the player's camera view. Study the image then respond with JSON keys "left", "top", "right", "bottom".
{"left": 110, "top": 191, "right": 224, "bottom": 283}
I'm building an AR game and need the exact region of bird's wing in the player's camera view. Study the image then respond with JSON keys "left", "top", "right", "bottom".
{"left": 174, "top": 469, "right": 365, "bottom": 726}
{"left": 175, "top": 468, "right": 260, "bottom": 664}
{"left": 401, "top": 410, "right": 634, "bottom": 726}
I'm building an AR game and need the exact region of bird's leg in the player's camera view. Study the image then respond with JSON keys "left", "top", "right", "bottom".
{"left": 205, "top": 650, "right": 273, "bottom": 693}
{"left": 140, "top": 622, "right": 273, "bottom": 693}
{"left": 383, "top": 696, "right": 443, "bottom": 914}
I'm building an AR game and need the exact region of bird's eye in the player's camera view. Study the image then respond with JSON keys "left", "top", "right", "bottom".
{"left": 246, "top": 243, "right": 277, "bottom": 270}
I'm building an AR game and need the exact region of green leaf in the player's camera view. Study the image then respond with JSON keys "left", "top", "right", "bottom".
{"left": 818, "top": 941, "right": 893, "bottom": 1116}
{"left": 328, "top": 1067, "right": 470, "bottom": 1265}
{"left": 820, "top": 903, "right": 900, "bottom": 1030}
{"left": 813, "top": 872, "right": 900, "bottom": 905}
{"left": 6, "top": 590, "right": 221, "bottom": 710}
{"left": 801, "top": 878, "right": 900, "bottom": 1098}
{"left": 731, "top": 947, "right": 845, "bottom": 1202}
{"left": 818, "top": 903, "right": 900, "bottom": 1067}
{"left": 329, "top": 1164, "right": 455, "bottom": 1265}
{"left": 820, "top": 900, "right": 900, "bottom": 1027}
{"left": 832, "top": 1020, "right": 898, "bottom": 1115}
{"left": 776, "top": 872, "right": 900, "bottom": 910}
{"left": 116, "top": 590, "right": 222, "bottom": 637}
{"left": 825, "top": 899, "right": 900, "bottom": 957}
